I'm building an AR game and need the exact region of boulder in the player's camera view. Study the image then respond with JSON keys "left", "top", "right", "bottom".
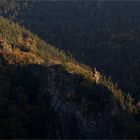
{"left": 14, "top": 45, "right": 20, "bottom": 49}
{"left": 20, "top": 46, "right": 30, "bottom": 52}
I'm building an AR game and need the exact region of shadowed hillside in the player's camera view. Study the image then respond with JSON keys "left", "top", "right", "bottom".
{"left": 0, "top": 63, "right": 140, "bottom": 139}
{"left": 0, "top": 9, "right": 140, "bottom": 139}
{"left": 2, "top": 0, "right": 140, "bottom": 101}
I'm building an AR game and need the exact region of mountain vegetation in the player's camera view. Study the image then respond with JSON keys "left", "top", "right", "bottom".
{"left": 4, "top": 0, "right": 139, "bottom": 101}
{"left": 0, "top": 0, "right": 140, "bottom": 139}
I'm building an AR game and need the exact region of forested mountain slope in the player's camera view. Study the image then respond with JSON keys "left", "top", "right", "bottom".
{"left": 2, "top": 0, "right": 140, "bottom": 101}
{"left": 0, "top": 16, "right": 140, "bottom": 139}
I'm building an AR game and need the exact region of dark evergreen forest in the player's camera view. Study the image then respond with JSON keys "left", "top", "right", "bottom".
{"left": 0, "top": 0, "right": 140, "bottom": 139}
{"left": 13, "top": 1, "right": 140, "bottom": 100}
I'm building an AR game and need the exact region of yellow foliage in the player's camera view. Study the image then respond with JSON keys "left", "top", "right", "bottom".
{"left": 1, "top": 49, "right": 44, "bottom": 65}
{"left": 17, "top": 33, "right": 23, "bottom": 46}
{"left": 63, "top": 62, "right": 94, "bottom": 80}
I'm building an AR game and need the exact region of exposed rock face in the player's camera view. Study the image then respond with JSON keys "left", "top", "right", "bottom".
{"left": 20, "top": 46, "right": 30, "bottom": 52}
{"left": 0, "top": 64, "right": 135, "bottom": 139}
{"left": 37, "top": 65, "right": 119, "bottom": 139}
{"left": 46, "top": 66, "right": 83, "bottom": 139}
